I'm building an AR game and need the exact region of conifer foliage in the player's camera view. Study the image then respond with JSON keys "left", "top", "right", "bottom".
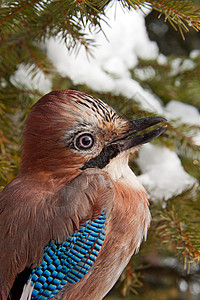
{"left": 0, "top": 0, "right": 200, "bottom": 299}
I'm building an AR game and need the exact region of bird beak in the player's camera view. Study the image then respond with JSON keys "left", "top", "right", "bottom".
{"left": 81, "top": 116, "right": 167, "bottom": 170}
{"left": 111, "top": 116, "right": 167, "bottom": 151}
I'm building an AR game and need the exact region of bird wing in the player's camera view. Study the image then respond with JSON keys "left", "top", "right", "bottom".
{"left": 0, "top": 170, "right": 114, "bottom": 299}
{"left": 28, "top": 212, "right": 106, "bottom": 299}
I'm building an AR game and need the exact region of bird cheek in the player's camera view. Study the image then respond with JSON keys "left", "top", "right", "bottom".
{"left": 64, "top": 150, "right": 91, "bottom": 170}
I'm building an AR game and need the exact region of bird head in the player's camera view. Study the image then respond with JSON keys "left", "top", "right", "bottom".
{"left": 20, "top": 90, "right": 166, "bottom": 182}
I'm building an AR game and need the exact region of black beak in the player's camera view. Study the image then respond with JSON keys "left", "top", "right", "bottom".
{"left": 81, "top": 116, "right": 167, "bottom": 170}
{"left": 112, "top": 116, "right": 167, "bottom": 151}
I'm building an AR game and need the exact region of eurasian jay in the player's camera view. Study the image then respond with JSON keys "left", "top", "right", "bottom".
{"left": 0, "top": 90, "right": 166, "bottom": 300}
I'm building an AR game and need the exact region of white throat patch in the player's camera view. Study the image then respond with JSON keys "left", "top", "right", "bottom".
{"left": 103, "top": 151, "right": 145, "bottom": 191}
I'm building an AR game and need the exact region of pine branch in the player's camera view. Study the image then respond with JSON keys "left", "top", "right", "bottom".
{"left": 0, "top": 0, "right": 99, "bottom": 51}
{"left": 166, "top": 122, "right": 200, "bottom": 162}
{"left": 0, "top": 107, "right": 18, "bottom": 187}
{"left": 82, "top": 0, "right": 200, "bottom": 38}
{"left": 146, "top": 0, "right": 200, "bottom": 38}
{"left": 1, "top": 1, "right": 200, "bottom": 58}
{"left": 0, "top": 0, "right": 42, "bottom": 33}
{"left": 132, "top": 56, "right": 200, "bottom": 110}
{"left": 0, "top": 80, "right": 42, "bottom": 186}
{"left": 119, "top": 261, "right": 144, "bottom": 296}
{"left": 0, "top": 0, "right": 199, "bottom": 90}
{"left": 154, "top": 188, "right": 200, "bottom": 271}
{"left": 0, "top": 35, "right": 54, "bottom": 80}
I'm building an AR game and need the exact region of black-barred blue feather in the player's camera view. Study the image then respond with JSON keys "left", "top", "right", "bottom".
{"left": 29, "top": 213, "right": 106, "bottom": 299}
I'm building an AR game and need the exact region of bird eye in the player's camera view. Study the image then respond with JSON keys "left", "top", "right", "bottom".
{"left": 75, "top": 134, "right": 94, "bottom": 150}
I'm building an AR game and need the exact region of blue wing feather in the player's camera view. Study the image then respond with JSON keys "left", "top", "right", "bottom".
{"left": 29, "top": 212, "right": 106, "bottom": 299}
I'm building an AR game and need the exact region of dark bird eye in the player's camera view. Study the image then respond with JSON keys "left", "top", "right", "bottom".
{"left": 75, "top": 134, "right": 94, "bottom": 150}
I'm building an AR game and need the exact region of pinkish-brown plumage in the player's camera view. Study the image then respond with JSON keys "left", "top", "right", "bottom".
{"left": 0, "top": 90, "right": 165, "bottom": 300}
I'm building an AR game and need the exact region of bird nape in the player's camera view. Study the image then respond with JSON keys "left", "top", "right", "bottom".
{"left": 0, "top": 90, "right": 166, "bottom": 300}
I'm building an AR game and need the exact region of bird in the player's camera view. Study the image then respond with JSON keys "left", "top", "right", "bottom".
{"left": 0, "top": 89, "right": 166, "bottom": 300}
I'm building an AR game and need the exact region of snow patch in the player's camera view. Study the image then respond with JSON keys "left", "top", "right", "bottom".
{"left": 137, "top": 144, "right": 197, "bottom": 201}
{"left": 165, "top": 100, "right": 200, "bottom": 145}
{"left": 166, "top": 100, "right": 200, "bottom": 126}
{"left": 11, "top": 64, "right": 52, "bottom": 94}
{"left": 46, "top": 4, "right": 158, "bottom": 105}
